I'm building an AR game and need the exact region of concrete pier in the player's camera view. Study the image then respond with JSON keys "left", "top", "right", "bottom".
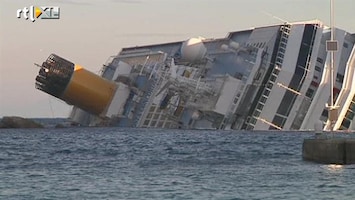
{"left": 302, "top": 137, "right": 355, "bottom": 164}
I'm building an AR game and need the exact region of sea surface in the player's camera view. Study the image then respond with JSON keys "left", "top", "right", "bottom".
{"left": 1, "top": 126, "right": 355, "bottom": 199}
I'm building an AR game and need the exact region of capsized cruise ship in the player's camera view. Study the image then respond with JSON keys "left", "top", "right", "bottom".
{"left": 35, "top": 20, "right": 355, "bottom": 131}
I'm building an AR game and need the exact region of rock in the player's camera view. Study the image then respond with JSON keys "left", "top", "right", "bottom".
{"left": 0, "top": 116, "right": 43, "bottom": 128}
{"left": 55, "top": 124, "right": 66, "bottom": 128}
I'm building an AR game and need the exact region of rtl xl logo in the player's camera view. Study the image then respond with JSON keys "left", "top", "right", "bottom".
{"left": 17, "top": 6, "right": 60, "bottom": 22}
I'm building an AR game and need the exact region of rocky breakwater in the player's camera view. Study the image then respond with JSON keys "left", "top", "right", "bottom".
{"left": 0, "top": 116, "right": 43, "bottom": 128}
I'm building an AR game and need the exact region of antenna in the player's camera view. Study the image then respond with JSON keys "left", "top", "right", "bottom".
{"left": 34, "top": 63, "right": 42, "bottom": 68}
{"left": 261, "top": 11, "right": 289, "bottom": 24}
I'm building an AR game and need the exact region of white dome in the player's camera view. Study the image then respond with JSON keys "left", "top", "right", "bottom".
{"left": 180, "top": 37, "right": 207, "bottom": 62}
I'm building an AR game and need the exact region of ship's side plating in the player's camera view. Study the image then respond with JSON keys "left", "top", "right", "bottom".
{"left": 301, "top": 29, "right": 355, "bottom": 130}
{"left": 252, "top": 23, "right": 321, "bottom": 130}
{"left": 35, "top": 21, "right": 355, "bottom": 130}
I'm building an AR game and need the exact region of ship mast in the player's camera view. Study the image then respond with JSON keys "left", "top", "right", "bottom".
{"left": 326, "top": 0, "right": 338, "bottom": 131}
{"left": 330, "top": 0, "right": 335, "bottom": 108}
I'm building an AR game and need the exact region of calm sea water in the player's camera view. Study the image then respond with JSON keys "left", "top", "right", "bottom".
{"left": 1, "top": 127, "right": 354, "bottom": 200}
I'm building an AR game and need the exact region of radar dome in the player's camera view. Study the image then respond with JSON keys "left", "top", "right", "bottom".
{"left": 180, "top": 37, "right": 207, "bottom": 62}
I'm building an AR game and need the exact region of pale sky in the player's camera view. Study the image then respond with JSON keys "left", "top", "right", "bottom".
{"left": 0, "top": 0, "right": 354, "bottom": 118}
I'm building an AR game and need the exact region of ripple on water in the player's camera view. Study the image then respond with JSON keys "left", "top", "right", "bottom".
{"left": 0, "top": 128, "right": 354, "bottom": 200}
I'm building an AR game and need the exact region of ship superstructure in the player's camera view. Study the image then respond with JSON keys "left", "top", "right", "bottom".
{"left": 35, "top": 20, "right": 355, "bottom": 130}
